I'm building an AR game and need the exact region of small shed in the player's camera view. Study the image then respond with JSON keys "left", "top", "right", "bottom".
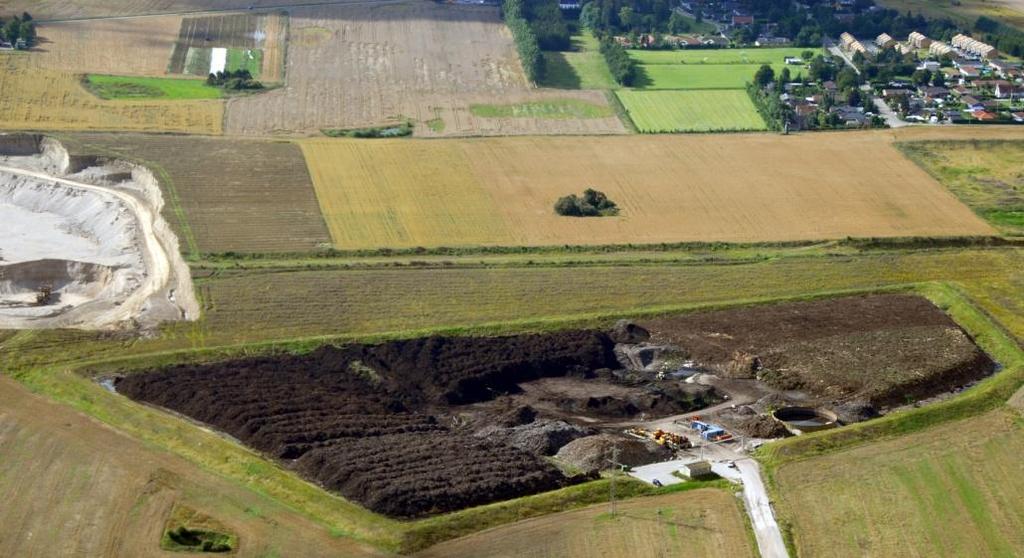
{"left": 680, "top": 460, "right": 714, "bottom": 479}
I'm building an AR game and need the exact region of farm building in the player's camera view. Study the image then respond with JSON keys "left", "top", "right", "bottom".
{"left": 876, "top": 33, "right": 896, "bottom": 49}
{"left": 908, "top": 31, "right": 932, "bottom": 49}
{"left": 952, "top": 34, "right": 998, "bottom": 58}
{"left": 680, "top": 461, "right": 714, "bottom": 479}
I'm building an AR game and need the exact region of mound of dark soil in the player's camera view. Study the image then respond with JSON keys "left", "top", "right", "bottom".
{"left": 117, "top": 331, "right": 616, "bottom": 518}
{"left": 643, "top": 294, "right": 995, "bottom": 405}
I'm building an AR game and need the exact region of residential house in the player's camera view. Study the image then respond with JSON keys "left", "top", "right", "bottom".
{"left": 908, "top": 31, "right": 932, "bottom": 49}
{"left": 929, "top": 41, "right": 954, "bottom": 57}
{"left": 995, "top": 80, "right": 1022, "bottom": 99}
{"left": 876, "top": 33, "right": 896, "bottom": 49}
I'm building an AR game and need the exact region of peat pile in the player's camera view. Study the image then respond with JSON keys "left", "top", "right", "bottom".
{"left": 117, "top": 331, "right": 617, "bottom": 518}
{"left": 642, "top": 294, "right": 995, "bottom": 407}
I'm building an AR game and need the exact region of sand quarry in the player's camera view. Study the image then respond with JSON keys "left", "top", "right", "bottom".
{"left": 0, "top": 134, "right": 197, "bottom": 330}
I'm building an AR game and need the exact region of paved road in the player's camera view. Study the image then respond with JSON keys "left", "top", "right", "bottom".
{"left": 825, "top": 39, "right": 861, "bottom": 75}
{"left": 735, "top": 458, "right": 789, "bottom": 558}
{"left": 873, "top": 97, "right": 910, "bottom": 128}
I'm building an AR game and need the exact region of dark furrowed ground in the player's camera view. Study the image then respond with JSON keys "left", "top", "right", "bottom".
{"left": 58, "top": 134, "right": 330, "bottom": 254}
{"left": 642, "top": 294, "right": 995, "bottom": 406}
{"left": 117, "top": 331, "right": 617, "bottom": 517}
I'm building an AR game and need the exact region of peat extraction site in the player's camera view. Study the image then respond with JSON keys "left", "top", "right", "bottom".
{"left": 0, "top": 134, "right": 196, "bottom": 329}
{"left": 115, "top": 294, "right": 994, "bottom": 518}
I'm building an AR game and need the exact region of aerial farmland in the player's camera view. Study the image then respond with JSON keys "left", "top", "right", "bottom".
{"left": 1, "top": 0, "right": 1024, "bottom": 557}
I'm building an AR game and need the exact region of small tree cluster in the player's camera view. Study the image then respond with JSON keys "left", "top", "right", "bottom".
{"left": 598, "top": 37, "right": 637, "bottom": 86}
{"left": 206, "top": 69, "right": 263, "bottom": 90}
{"left": 0, "top": 12, "right": 36, "bottom": 47}
{"left": 554, "top": 188, "right": 619, "bottom": 217}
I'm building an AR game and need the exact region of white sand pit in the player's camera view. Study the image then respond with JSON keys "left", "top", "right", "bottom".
{"left": 0, "top": 135, "right": 198, "bottom": 330}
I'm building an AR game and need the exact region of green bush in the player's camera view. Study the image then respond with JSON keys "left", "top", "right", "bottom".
{"left": 554, "top": 188, "right": 619, "bottom": 217}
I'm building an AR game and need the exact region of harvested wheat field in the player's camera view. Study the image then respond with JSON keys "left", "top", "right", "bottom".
{"left": 0, "top": 57, "right": 222, "bottom": 134}
{"left": 301, "top": 133, "right": 995, "bottom": 249}
{"left": 30, "top": 16, "right": 182, "bottom": 76}
{"left": 0, "top": 376, "right": 383, "bottom": 557}
{"left": 0, "top": 0, "right": 327, "bottom": 19}
{"left": 416, "top": 489, "right": 754, "bottom": 558}
{"left": 225, "top": 1, "right": 624, "bottom": 136}
{"left": 61, "top": 134, "right": 330, "bottom": 254}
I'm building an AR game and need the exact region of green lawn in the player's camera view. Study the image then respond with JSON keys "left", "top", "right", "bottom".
{"left": 85, "top": 75, "right": 223, "bottom": 100}
{"left": 227, "top": 48, "right": 263, "bottom": 78}
{"left": 635, "top": 62, "right": 791, "bottom": 89}
{"left": 616, "top": 89, "right": 767, "bottom": 132}
{"left": 630, "top": 47, "right": 813, "bottom": 65}
{"left": 469, "top": 99, "right": 613, "bottom": 119}
{"left": 539, "top": 32, "right": 618, "bottom": 90}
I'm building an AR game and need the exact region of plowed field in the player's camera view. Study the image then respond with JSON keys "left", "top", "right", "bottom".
{"left": 61, "top": 134, "right": 330, "bottom": 254}
{"left": 224, "top": 1, "right": 625, "bottom": 136}
{"left": 302, "top": 133, "right": 995, "bottom": 249}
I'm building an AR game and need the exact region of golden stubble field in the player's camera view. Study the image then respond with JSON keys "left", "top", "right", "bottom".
{"left": 301, "top": 132, "right": 995, "bottom": 249}
{"left": 0, "top": 56, "right": 222, "bottom": 134}
{"left": 416, "top": 489, "right": 754, "bottom": 558}
{"left": 0, "top": 377, "right": 383, "bottom": 558}
{"left": 225, "top": 1, "right": 625, "bottom": 137}
{"left": 30, "top": 16, "right": 182, "bottom": 76}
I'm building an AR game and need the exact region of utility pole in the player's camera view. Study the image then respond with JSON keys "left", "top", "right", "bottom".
{"left": 607, "top": 444, "right": 623, "bottom": 517}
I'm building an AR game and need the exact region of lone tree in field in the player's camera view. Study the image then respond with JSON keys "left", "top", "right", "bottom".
{"left": 554, "top": 188, "right": 619, "bottom": 217}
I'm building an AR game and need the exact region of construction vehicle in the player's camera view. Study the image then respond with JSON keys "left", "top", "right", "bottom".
{"left": 35, "top": 284, "right": 53, "bottom": 306}
{"left": 689, "top": 419, "right": 734, "bottom": 442}
{"left": 625, "top": 427, "right": 692, "bottom": 451}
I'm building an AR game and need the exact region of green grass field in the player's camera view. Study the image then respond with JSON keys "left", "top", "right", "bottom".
{"left": 776, "top": 410, "right": 1024, "bottom": 557}
{"left": 540, "top": 32, "right": 618, "bottom": 89}
{"left": 469, "top": 99, "right": 613, "bottom": 119}
{"left": 84, "top": 75, "right": 223, "bottom": 100}
{"left": 226, "top": 48, "right": 263, "bottom": 78}
{"left": 628, "top": 48, "right": 812, "bottom": 90}
{"left": 898, "top": 140, "right": 1024, "bottom": 236}
{"left": 635, "top": 62, "right": 790, "bottom": 89}
{"left": 616, "top": 89, "right": 767, "bottom": 132}
{"left": 629, "top": 47, "right": 813, "bottom": 65}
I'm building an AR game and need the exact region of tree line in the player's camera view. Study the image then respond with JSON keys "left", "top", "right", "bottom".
{"left": 502, "top": 0, "right": 545, "bottom": 81}
{"left": 206, "top": 69, "right": 263, "bottom": 90}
